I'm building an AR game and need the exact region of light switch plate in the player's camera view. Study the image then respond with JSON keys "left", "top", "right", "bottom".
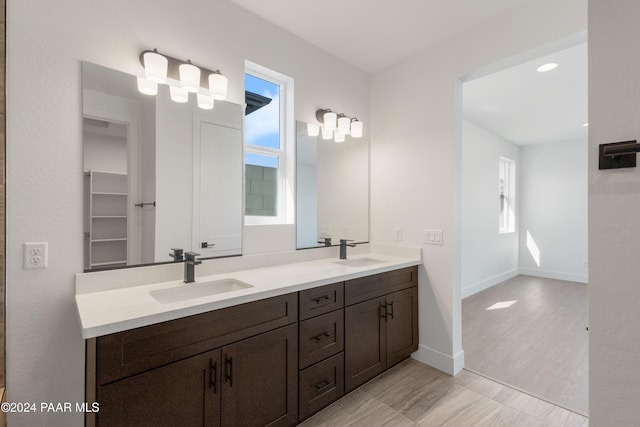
{"left": 424, "top": 229, "right": 443, "bottom": 245}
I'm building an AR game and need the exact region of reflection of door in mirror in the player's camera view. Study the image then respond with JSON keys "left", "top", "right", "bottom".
{"left": 83, "top": 92, "right": 145, "bottom": 269}
{"left": 193, "top": 114, "right": 242, "bottom": 258}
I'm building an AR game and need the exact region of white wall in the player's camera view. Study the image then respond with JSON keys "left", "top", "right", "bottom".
{"left": 589, "top": 1, "right": 640, "bottom": 424}
{"left": 370, "top": 0, "right": 586, "bottom": 374}
{"left": 461, "top": 121, "right": 520, "bottom": 298}
{"left": 5, "top": 0, "right": 369, "bottom": 425}
{"left": 519, "top": 139, "right": 588, "bottom": 282}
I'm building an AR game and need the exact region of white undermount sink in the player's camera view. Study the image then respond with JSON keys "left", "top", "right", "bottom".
{"left": 150, "top": 278, "right": 253, "bottom": 304}
{"left": 334, "top": 257, "right": 385, "bottom": 267}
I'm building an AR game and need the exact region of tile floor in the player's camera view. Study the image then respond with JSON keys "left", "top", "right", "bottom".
{"left": 300, "top": 358, "right": 588, "bottom": 427}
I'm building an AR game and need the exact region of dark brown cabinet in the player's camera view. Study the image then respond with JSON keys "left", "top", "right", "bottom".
{"left": 87, "top": 266, "right": 419, "bottom": 426}
{"left": 221, "top": 324, "right": 298, "bottom": 427}
{"left": 297, "top": 282, "right": 345, "bottom": 421}
{"left": 345, "top": 267, "right": 418, "bottom": 392}
{"left": 87, "top": 294, "right": 298, "bottom": 427}
{"left": 97, "top": 350, "right": 220, "bottom": 427}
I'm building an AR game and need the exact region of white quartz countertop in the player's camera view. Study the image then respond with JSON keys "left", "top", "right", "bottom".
{"left": 75, "top": 252, "right": 421, "bottom": 339}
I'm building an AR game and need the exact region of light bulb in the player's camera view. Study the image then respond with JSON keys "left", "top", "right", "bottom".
{"left": 197, "top": 93, "right": 215, "bottom": 110}
{"left": 209, "top": 72, "right": 228, "bottom": 100}
{"left": 179, "top": 62, "right": 201, "bottom": 93}
{"left": 143, "top": 50, "right": 168, "bottom": 84}
{"left": 321, "top": 127, "right": 333, "bottom": 140}
{"left": 169, "top": 85, "right": 189, "bottom": 103}
{"left": 323, "top": 111, "right": 337, "bottom": 131}
{"left": 334, "top": 132, "right": 345, "bottom": 143}
{"left": 307, "top": 123, "right": 320, "bottom": 136}
{"left": 137, "top": 77, "right": 157, "bottom": 95}
{"left": 350, "top": 119, "right": 363, "bottom": 138}
{"left": 337, "top": 115, "right": 351, "bottom": 134}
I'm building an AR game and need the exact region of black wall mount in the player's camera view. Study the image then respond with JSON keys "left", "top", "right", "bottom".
{"left": 599, "top": 140, "right": 639, "bottom": 170}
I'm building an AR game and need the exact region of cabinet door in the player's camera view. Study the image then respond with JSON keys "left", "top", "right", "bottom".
{"left": 386, "top": 287, "right": 419, "bottom": 367}
{"left": 221, "top": 324, "right": 298, "bottom": 427}
{"left": 96, "top": 350, "right": 221, "bottom": 427}
{"left": 345, "top": 296, "right": 387, "bottom": 392}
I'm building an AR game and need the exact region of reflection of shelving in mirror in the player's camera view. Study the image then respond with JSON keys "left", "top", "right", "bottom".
{"left": 84, "top": 171, "right": 128, "bottom": 270}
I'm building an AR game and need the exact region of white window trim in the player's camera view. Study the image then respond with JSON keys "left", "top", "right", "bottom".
{"left": 499, "top": 156, "right": 516, "bottom": 234}
{"left": 244, "top": 60, "right": 295, "bottom": 226}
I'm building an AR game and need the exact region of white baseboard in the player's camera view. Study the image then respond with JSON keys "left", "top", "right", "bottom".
{"left": 519, "top": 268, "right": 588, "bottom": 284}
{"left": 412, "top": 344, "right": 465, "bottom": 376}
{"left": 462, "top": 268, "right": 519, "bottom": 299}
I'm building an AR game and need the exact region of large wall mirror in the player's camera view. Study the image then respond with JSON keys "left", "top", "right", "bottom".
{"left": 82, "top": 62, "right": 243, "bottom": 271}
{"left": 296, "top": 121, "right": 369, "bottom": 249}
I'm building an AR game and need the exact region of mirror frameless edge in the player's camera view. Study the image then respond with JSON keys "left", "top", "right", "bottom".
{"left": 82, "top": 61, "right": 243, "bottom": 272}
{"left": 295, "top": 120, "right": 370, "bottom": 250}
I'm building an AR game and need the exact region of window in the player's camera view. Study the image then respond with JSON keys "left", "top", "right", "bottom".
{"left": 244, "top": 62, "right": 294, "bottom": 225}
{"left": 499, "top": 156, "right": 516, "bottom": 233}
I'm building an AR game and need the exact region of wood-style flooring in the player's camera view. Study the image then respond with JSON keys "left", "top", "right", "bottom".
{"left": 301, "top": 358, "right": 588, "bottom": 426}
{"left": 462, "top": 275, "right": 588, "bottom": 415}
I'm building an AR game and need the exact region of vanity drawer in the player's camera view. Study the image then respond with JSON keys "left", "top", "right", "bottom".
{"left": 94, "top": 293, "right": 297, "bottom": 385}
{"left": 345, "top": 266, "right": 417, "bottom": 306}
{"left": 299, "top": 282, "right": 344, "bottom": 320}
{"left": 299, "top": 352, "right": 345, "bottom": 421}
{"left": 299, "top": 309, "right": 344, "bottom": 369}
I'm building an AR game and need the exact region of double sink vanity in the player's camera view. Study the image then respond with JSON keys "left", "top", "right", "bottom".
{"left": 78, "top": 59, "right": 419, "bottom": 426}
{"left": 76, "top": 248, "right": 421, "bottom": 426}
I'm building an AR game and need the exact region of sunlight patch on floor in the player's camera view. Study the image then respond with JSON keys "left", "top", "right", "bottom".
{"left": 486, "top": 300, "right": 518, "bottom": 310}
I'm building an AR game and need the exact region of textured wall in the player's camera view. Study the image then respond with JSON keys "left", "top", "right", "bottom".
{"left": 5, "top": 1, "right": 368, "bottom": 425}
{"left": 589, "top": 1, "right": 640, "bottom": 425}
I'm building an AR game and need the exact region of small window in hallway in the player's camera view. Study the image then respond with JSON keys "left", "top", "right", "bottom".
{"left": 499, "top": 157, "right": 516, "bottom": 233}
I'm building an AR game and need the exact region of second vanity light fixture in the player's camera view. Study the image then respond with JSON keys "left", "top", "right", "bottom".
{"left": 311, "top": 108, "right": 364, "bottom": 142}
{"left": 137, "top": 49, "right": 228, "bottom": 110}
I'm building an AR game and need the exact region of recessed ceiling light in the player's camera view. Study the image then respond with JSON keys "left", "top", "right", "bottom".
{"left": 537, "top": 63, "right": 558, "bottom": 72}
{"left": 583, "top": 122, "right": 589, "bottom": 127}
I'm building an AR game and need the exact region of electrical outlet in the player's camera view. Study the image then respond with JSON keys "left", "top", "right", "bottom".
{"left": 394, "top": 227, "right": 403, "bottom": 242}
{"left": 24, "top": 242, "right": 48, "bottom": 269}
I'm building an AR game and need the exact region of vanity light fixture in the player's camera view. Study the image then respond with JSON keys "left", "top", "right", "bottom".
{"left": 315, "top": 108, "right": 364, "bottom": 142}
{"left": 137, "top": 49, "right": 228, "bottom": 109}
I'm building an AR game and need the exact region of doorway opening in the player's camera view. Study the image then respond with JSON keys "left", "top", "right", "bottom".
{"left": 460, "top": 41, "right": 588, "bottom": 415}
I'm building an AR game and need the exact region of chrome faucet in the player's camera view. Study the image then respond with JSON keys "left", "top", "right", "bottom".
{"left": 339, "top": 239, "right": 356, "bottom": 259}
{"left": 184, "top": 252, "right": 201, "bottom": 283}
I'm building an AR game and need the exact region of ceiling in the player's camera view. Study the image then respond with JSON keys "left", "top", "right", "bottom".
{"left": 231, "top": 0, "right": 587, "bottom": 146}
{"left": 463, "top": 43, "right": 588, "bottom": 145}
{"left": 230, "top": 0, "right": 533, "bottom": 73}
